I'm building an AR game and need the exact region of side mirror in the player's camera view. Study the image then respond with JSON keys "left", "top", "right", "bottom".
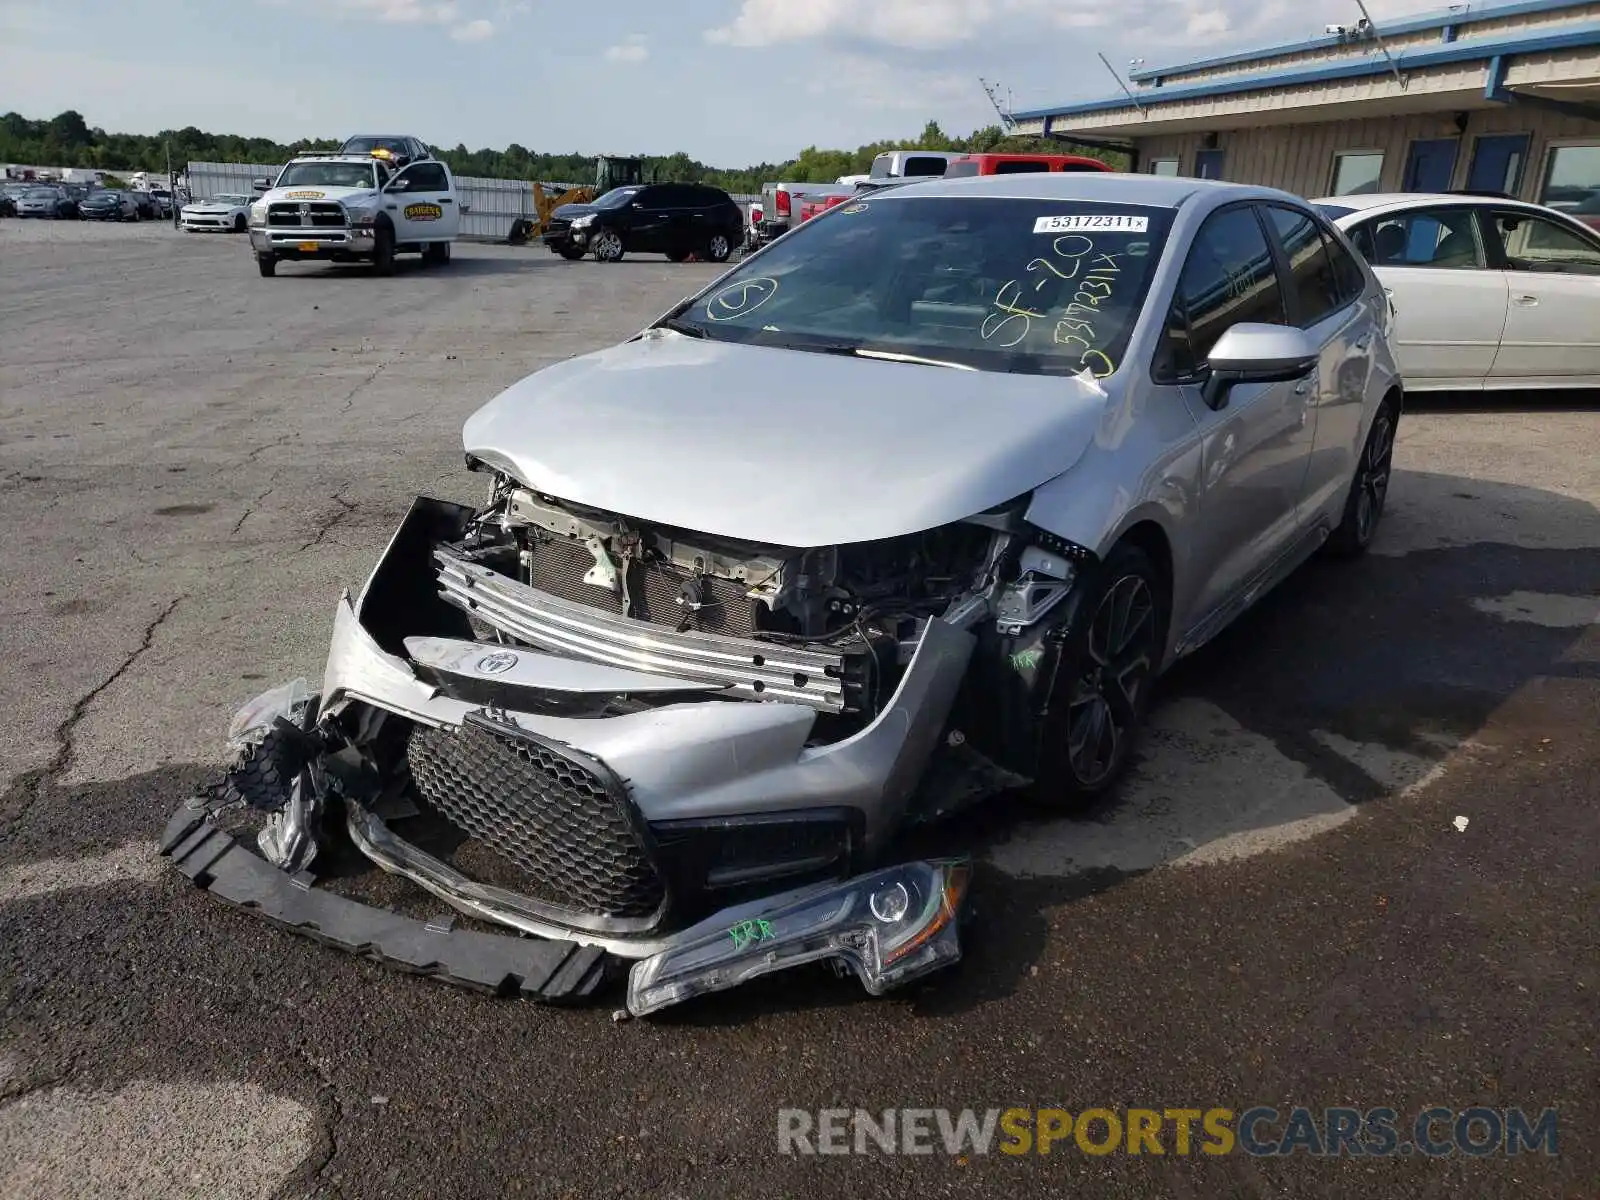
{"left": 1201, "top": 323, "right": 1320, "bottom": 411}
{"left": 251, "top": 177, "right": 272, "bottom": 193}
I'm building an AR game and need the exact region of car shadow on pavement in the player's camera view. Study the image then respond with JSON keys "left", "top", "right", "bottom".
{"left": 0, "top": 472, "right": 1594, "bottom": 1027}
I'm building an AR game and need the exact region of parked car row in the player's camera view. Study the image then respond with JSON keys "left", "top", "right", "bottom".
{"left": 1, "top": 182, "right": 176, "bottom": 220}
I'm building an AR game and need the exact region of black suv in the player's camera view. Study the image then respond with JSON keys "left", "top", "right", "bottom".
{"left": 543, "top": 183, "right": 743, "bottom": 263}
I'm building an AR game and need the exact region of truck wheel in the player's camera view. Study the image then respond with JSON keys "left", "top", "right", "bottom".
{"left": 703, "top": 233, "right": 732, "bottom": 263}
{"left": 422, "top": 241, "right": 451, "bottom": 266}
{"left": 591, "top": 229, "right": 624, "bottom": 262}
{"left": 557, "top": 244, "right": 586, "bottom": 261}
{"left": 373, "top": 226, "right": 396, "bottom": 276}
{"left": 256, "top": 254, "right": 277, "bottom": 277}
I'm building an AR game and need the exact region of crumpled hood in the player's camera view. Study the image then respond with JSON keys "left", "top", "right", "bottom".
{"left": 259, "top": 185, "right": 379, "bottom": 208}
{"left": 462, "top": 332, "right": 1113, "bottom": 547}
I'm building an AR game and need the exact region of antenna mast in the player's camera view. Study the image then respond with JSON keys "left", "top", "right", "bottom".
{"left": 1354, "top": 0, "right": 1407, "bottom": 88}
{"left": 1096, "top": 52, "right": 1146, "bottom": 113}
{"left": 980, "top": 77, "right": 1016, "bottom": 130}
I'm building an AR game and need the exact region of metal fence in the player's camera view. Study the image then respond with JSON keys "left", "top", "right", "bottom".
{"left": 187, "top": 161, "right": 764, "bottom": 242}
{"left": 186, "top": 161, "right": 282, "bottom": 200}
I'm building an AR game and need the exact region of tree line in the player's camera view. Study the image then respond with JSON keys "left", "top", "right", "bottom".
{"left": 2, "top": 111, "right": 1126, "bottom": 192}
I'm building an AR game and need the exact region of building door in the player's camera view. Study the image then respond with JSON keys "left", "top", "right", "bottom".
{"left": 1466, "top": 133, "right": 1530, "bottom": 196}
{"left": 1195, "top": 148, "right": 1226, "bottom": 180}
{"left": 1403, "top": 138, "right": 1460, "bottom": 192}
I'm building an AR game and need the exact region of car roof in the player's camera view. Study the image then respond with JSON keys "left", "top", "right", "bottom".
{"left": 288, "top": 154, "right": 382, "bottom": 164}
{"left": 877, "top": 171, "right": 1303, "bottom": 209}
{"left": 1310, "top": 192, "right": 1552, "bottom": 217}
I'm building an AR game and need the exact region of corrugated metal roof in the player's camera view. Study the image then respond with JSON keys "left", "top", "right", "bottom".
{"left": 1015, "top": 20, "right": 1600, "bottom": 121}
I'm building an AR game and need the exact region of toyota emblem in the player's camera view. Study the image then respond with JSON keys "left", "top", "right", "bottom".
{"left": 476, "top": 651, "right": 518, "bottom": 675}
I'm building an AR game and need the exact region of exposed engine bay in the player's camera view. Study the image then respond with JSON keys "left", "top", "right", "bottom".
{"left": 438, "top": 476, "right": 1017, "bottom": 737}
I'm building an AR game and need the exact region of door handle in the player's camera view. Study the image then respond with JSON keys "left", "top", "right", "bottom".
{"left": 1512, "top": 294, "right": 1539, "bottom": 306}
{"left": 438, "top": 197, "right": 453, "bottom": 203}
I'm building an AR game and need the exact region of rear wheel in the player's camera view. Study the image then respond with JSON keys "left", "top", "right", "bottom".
{"left": 703, "top": 233, "right": 732, "bottom": 263}
{"left": 1031, "top": 543, "right": 1165, "bottom": 806}
{"left": 591, "top": 229, "right": 624, "bottom": 262}
{"left": 256, "top": 254, "right": 277, "bottom": 277}
{"left": 1325, "top": 399, "right": 1398, "bottom": 558}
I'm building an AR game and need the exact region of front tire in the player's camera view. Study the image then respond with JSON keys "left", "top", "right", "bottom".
{"left": 233, "top": 214, "right": 247, "bottom": 233}
{"left": 373, "top": 225, "right": 396, "bottom": 275}
{"left": 256, "top": 254, "right": 277, "bottom": 277}
{"left": 1031, "top": 543, "right": 1165, "bottom": 806}
{"left": 591, "top": 228, "right": 624, "bottom": 262}
{"left": 1325, "top": 399, "right": 1398, "bottom": 558}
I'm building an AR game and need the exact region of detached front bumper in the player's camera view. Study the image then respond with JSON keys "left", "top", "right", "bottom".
{"left": 164, "top": 496, "right": 982, "bottom": 1011}
{"left": 250, "top": 226, "right": 376, "bottom": 257}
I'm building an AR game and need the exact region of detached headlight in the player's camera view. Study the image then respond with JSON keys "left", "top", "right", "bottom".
{"left": 625, "top": 858, "right": 971, "bottom": 1017}
{"left": 570, "top": 213, "right": 596, "bottom": 230}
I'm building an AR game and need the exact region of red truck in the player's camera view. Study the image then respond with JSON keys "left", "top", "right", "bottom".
{"left": 944, "top": 153, "right": 1115, "bottom": 177}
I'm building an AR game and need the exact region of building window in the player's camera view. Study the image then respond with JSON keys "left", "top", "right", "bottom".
{"left": 1329, "top": 151, "right": 1385, "bottom": 196}
{"left": 1539, "top": 144, "right": 1600, "bottom": 222}
{"left": 1149, "top": 158, "right": 1180, "bottom": 176}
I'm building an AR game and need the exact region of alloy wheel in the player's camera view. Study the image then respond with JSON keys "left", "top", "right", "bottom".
{"left": 1355, "top": 411, "right": 1395, "bottom": 545}
{"left": 707, "top": 234, "right": 729, "bottom": 261}
{"left": 1065, "top": 574, "right": 1156, "bottom": 787}
{"left": 593, "top": 230, "right": 623, "bottom": 261}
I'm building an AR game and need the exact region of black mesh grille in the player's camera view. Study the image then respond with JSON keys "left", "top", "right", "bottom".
{"left": 526, "top": 536, "right": 758, "bottom": 637}
{"left": 406, "top": 715, "right": 666, "bottom": 920}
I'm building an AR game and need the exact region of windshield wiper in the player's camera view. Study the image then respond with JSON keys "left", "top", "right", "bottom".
{"left": 654, "top": 317, "right": 708, "bottom": 338}
{"left": 796, "top": 343, "right": 977, "bottom": 371}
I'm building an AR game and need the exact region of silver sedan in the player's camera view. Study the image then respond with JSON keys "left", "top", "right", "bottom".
{"left": 174, "top": 173, "right": 1404, "bottom": 1012}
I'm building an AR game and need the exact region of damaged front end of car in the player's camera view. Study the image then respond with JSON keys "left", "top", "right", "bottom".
{"left": 164, "top": 472, "right": 1094, "bottom": 1015}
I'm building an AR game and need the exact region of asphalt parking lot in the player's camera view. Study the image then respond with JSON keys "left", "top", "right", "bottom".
{"left": 0, "top": 218, "right": 1596, "bottom": 1199}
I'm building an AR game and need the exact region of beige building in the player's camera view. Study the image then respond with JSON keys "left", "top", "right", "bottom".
{"left": 1013, "top": 0, "right": 1600, "bottom": 215}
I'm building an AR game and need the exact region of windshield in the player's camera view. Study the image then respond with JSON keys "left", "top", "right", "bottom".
{"left": 343, "top": 137, "right": 408, "bottom": 157}
{"left": 594, "top": 186, "right": 641, "bottom": 209}
{"left": 666, "top": 196, "right": 1171, "bottom": 378}
{"left": 210, "top": 194, "right": 250, "bottom": 205}
{"left": 274, "top": 162, "right": 377, "bottom": 190}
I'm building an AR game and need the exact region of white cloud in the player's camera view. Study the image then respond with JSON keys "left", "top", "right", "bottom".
{"left": 705, "top": 0, "right": 1441, "bottom": 52}
{"left": 450, "top": 16, "right": 493, "bottom": 40}
{"left": 604, "top": 34, "right": 649, "bottom": 63}
{"left": 332, "top": 0, "right": 459, "bottom": 23}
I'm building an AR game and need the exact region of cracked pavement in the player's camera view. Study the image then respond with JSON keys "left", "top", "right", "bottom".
{"left": 0, "top": 221, "right": 1596, "bottom": 1198}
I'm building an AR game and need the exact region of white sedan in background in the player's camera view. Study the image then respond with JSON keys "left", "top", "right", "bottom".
{"left": 180, "top": 193, "right": 253, "bottom": 233}
{"left": 1315, "top": 193, "right": 1600, "bottom": 391}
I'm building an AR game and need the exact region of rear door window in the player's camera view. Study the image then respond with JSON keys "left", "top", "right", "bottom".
{"left": 1263, "top": 204, "right": 1344, "bottom": 327}
{"left": 902, "top": 156, "right": 950, "bottom": 177}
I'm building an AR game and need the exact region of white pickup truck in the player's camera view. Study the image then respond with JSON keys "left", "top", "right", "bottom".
{"left": 247, "top": 152, "right": 460, "bottom": 277}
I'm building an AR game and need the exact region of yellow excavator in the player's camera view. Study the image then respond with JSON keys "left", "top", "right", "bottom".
{"left": 512, "top": 154, "right": 646, "bottom": 243}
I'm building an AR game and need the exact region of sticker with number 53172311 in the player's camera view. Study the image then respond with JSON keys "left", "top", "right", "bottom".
{"left": 1033, "top": 214, "right": 1149, "bottom": 234}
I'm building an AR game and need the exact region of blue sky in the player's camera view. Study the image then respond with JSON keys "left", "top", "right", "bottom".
{"left": 1, "top": 0, "right": 1444, "bottom": 165}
